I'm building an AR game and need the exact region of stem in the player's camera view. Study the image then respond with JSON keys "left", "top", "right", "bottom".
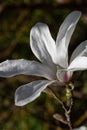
{"left": 50, "top": 83, "right": 74, "bottom": 130}
{"left": 55, "top": 92, "right": 73, "bottom": 130}
{"left": 65, "top": 104, "right": 72, "bottom": 130}
{"left": 65, "top": 83, "right": 74, "bottom": 130}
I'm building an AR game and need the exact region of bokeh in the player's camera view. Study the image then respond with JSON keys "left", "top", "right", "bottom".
{"left": 0, "top": 0, "right": 87, "bottom": 130}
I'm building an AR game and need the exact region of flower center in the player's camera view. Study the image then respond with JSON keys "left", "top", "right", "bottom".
{"left": 57, "top": 70, "right": 72, "bottom": 83}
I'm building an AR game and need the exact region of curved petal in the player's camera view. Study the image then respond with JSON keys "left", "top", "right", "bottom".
{"left": 30, "top": 22, "right": 56, "bottom": 69}
{"left": 68, "top": 56, "right": 87, "bottom": 71}
{"left": 57, "top": 69, "right": 72, "bottom": 83}
{"left": 70, "top": 40, "right": 87, "bottom": 62}
{"left": 55, "top": 11, "right": 81, "bottom": 68}
{"left": 15, "top": 80, "right": 55, "bottom": 106}
{"left": 0, "top": 59, "right": 56, "bottom": 80}
{"left": 73, "top": 126, "right": 87, "bottom": 130}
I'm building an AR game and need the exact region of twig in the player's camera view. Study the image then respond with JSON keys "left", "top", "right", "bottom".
{"left": 45, "top": 85, "right": 73, "bottom": 130}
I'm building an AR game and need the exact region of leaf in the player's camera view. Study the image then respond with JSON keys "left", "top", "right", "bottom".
{"left": 53, "top": 113, "right": 67, "bottom": 124}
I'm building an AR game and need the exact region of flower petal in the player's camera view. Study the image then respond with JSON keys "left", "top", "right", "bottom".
{"left": 73, "top": 126, "right": 87, "bottom": 130}
{"left": 70, "top": 40, "right": 87, "bottom": 62}
{"left": 68, "top": 56, "right": 87, "bottom": 71}
{"left": 15, "top": 80, "right": 55, "bottom": 106}
{"left": 55, "top": 11, "right": 81, "bottom": 68}
{"left": 0, "top": 59, "right": 56, "bottom": 80}
{"left": 57, "top": 69, "right": 72, "bottom": 83}
{"left": 30, "top": 22, "right": 56, "bottom": 69}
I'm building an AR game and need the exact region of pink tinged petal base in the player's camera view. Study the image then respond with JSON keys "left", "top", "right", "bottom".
{"left": 57, "top": 70, "right": 72, "bottom": 83}
{"left": 15, "top": 80, "right": 55, "bottom": 106}
{"left": 55, "top": 11, "right": 81, "bottom": 68}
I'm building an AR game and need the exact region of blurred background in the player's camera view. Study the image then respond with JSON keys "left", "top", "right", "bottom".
{"left": 0, "top": 0, "right": 87, "bottom": 130}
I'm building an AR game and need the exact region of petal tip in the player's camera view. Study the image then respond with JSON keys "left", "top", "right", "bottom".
{"left": 72, "top": 10, "right": 81, "bottom": 16}
{"left": 15, "top": 97, "right": 25, "bottom": 107}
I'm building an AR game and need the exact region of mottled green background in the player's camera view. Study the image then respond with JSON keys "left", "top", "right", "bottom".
{"left": 0, "top": 0, "right": 87, "bottom": 130}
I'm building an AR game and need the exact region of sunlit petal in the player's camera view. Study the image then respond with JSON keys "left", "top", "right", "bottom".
{"left": 30, "top": 22, "right": 56, "bottom": 70}
{"left": 73, "top": 126, "right": 87, "bottom": 130}
{"left": 0, "top": 59, "right": 56, "bottom": 80}
{"left": 55, "top": 11, "right": 81, "bottom": 68}
{"left": 70, "top": 40, "right": 87, "bottom": 62}
{"left": 15, "top": 80, "right": 55, "bottom": 106}
{"left": 68, "top": 56, "right": 87, "bottom": 71}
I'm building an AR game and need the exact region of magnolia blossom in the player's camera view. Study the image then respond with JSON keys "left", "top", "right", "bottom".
{"left": 73, "top": 126, "right": 87, "bottom": 130}
{"left": 0, "top": 11, "right": 87, "bottom": 106}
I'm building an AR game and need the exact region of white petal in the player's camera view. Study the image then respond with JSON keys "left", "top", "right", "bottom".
{"left": 70, "top": 40, "right": 87, "bottom": 62}
{"left": 55, "top": 11, "right": 81, "bottom": 68}
{"left": 15, "top": 80, "right": 55, "bottom": 106}
{"left": 68, "top": 56, "right": 87, "bottom": 71}
{"left": 57, "top": 69, "right": 73, "bottom": 83}
{"left": 30, "top": 22, "right": 56, "bottom": 69}
{"left": 0, "top": 59, "right": 56, "bottom": 80}
{"left": 73, "top": 126, "right": 87, "bottom": 130}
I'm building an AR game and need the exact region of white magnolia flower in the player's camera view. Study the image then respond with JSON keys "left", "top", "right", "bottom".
{"left": 73, "top": 126, "right": 87, "bottom": 130}
{"left": 0, "top": 11, "right": 87, "bottom": 106}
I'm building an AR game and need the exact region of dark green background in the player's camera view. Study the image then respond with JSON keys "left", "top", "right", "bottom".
{"left": 0, "top": 0, "right": 87, "bottom": 130}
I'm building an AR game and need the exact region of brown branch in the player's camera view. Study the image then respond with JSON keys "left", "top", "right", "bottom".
{"left": 44, "top": 87, "right": 73, "bottom": 129}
